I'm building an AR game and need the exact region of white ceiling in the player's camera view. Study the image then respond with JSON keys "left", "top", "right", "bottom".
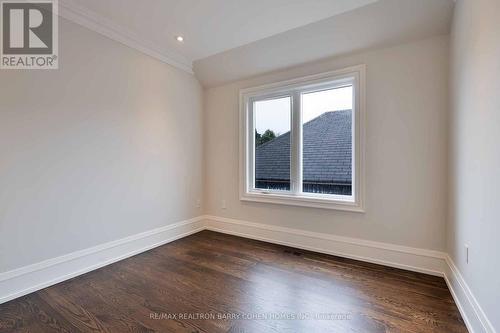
{"left": 61, "top": 0, "right": 377, "bottom": 67}
{"left": 194, "top": 0, "right": 455, "bottom": 86}
{"left": 59, "top": 0, "right": 454, "bottom": 85}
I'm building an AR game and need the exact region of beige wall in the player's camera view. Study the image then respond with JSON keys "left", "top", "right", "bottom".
{"left": 204, "top": 35, "right": 449, "bottom": 251}
{"left": 0, "top": 18, "right": 204, "bottom": 272}
{"left": 448, "top": 0, "right": 500, "bottom": 330}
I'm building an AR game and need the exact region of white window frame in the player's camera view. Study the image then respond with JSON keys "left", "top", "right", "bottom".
{"left": 239, "top": 65, "right": 366, "bottom": 212}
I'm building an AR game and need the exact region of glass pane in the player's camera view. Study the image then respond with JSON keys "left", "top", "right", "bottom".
{"left": 301, "top": 86, "right": 353, "bottom": 196}
{"left": 254, "top": 96, "right": 291, "bottom": 191}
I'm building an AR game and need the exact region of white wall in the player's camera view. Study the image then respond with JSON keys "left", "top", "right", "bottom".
{"left": 194, "top": 0, "right": 454, "bottom": 87}
{"left": 1, "top": 5, "right": 497, "bottom": 329}
{"left": 204, "top": 35, "right": 449, "bottom": 251}
{"left": 0, "top": 18, "right": 203, "bottom": 273}
{"left": 448, "top": 0, "right": 500, "bottom": 330}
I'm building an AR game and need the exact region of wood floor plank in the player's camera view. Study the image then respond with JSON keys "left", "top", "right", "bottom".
{"left": 0, "top": 293, "right": 78, "bottom": 333}
{"left": 0, "top": 231, "right": 467, "bottom": 333}
{"left": 160, "top": 245, "right": 452, "bottom": 332}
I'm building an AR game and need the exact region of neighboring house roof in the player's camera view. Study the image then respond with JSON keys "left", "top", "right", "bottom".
{"left": 255, "top": 110, "right": 352, "bottom": 184}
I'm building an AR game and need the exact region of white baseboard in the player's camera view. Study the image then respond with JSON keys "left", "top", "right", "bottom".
{"left": 203, "top": 215, "right": 496, "bottom": 333}
{"left": 0, "top": 216, "right": 204, "bottom": 304}
{"left": 203, "top": 215, "right": 447, "bottom": 276}
{"left": 443, "top": 256, "right": 496, "bottom": 333}
{"left": 1, "top": 214, "right": 495, "bottom": 333}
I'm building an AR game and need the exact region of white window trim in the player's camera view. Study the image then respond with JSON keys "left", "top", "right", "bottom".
{"left": 239, "top": 65, "right": 366, "bottom": 212}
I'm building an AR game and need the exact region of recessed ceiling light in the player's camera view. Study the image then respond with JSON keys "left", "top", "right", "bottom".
{"left": 176, "top": 36, "right": 184, "bottom": 42}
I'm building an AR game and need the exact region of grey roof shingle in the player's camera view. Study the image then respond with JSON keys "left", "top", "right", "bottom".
{"left": 255, "top": 110, "right": 352, "bottom": 184}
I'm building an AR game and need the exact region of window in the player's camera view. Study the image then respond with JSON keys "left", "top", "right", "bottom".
{"left": 254, "top": 96, "right": 291, "bottom": 191}
{"left": 239, "top": 65, "right": 365, "bottom": 211}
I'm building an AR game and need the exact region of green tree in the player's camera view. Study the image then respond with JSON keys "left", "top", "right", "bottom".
{"left": 255, "top": 129, "right": 276, "bottom": 146}
{"left": 255, "top": 130, "right": 262, "bottom": 145}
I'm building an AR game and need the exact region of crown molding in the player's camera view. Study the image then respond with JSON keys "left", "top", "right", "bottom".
{"left": 58, "top": 1, "right": 194, "bottom": 74}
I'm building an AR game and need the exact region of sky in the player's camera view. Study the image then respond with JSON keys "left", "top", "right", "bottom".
{"left": 255, "top": 85, "right": 353, "bottom": 135}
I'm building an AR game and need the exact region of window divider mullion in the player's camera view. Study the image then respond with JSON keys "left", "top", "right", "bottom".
{"left": 291, "top": 91, "right": 302, "bottom": 195}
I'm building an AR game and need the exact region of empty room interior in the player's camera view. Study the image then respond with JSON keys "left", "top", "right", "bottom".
{"left": 0, "top": 0, "right": 499, "bottom": 332}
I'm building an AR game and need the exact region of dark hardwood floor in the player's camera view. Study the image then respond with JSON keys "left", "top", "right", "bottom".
{"left": 0, "top": 231, "right": 467, "bottom": 333}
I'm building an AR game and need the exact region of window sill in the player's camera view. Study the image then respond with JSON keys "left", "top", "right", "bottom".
{"left": 240, "top": 192, "right": 365, "bottom": 212}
